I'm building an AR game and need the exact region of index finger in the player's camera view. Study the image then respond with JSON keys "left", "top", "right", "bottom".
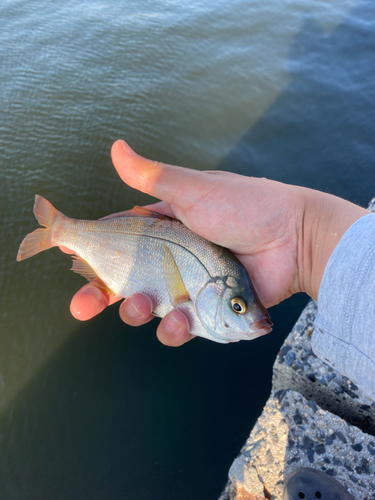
{"left": 70, "top": 282, "right": 122, "bottom": 320}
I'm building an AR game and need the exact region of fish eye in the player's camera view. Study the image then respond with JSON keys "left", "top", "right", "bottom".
{"left": 230, "top": 297, "right": 247, "bottom": 314}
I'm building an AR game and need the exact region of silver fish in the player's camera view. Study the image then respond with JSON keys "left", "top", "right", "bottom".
{"left": 17, "top": 195, "right": 272, "bottom": 343}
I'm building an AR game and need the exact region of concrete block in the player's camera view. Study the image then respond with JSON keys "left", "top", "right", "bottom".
{"left": 272, "top": 300, "right": 375, "bottom": 435}
{"left": 218, "top": 390, "right": 375, "bottom": 500}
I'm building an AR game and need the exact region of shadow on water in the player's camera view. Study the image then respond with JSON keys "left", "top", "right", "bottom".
{"left": 220, "top": 2, "right": 375, "bottom": 206}
{"left": 0, "top": 294, "right": 308, "bottom": 500}
{"left": 1, "top": 2, "right": 375, "bottom": 500}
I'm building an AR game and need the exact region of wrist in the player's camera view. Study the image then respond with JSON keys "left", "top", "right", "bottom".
{"left": 298, "top": 188, "right": 369, "bottom": 301}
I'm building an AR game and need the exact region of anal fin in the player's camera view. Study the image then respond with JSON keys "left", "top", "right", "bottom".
{"left": 71, "top": 255, "right": 116, "bottom": 295}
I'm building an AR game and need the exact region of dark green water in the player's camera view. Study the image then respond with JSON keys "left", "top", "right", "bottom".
{"left": 1, "top": 0, "right": 374, "bottom": 498}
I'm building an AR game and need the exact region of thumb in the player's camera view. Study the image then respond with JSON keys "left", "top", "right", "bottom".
{"left": 111, "top": 140, "right": 210, "bottom": 210}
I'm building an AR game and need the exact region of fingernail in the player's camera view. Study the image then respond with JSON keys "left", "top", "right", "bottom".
{"left": 164, "top": 315, "right": 181, "bottom": 334}
{"left": 120, "top": 140, "right": 133, "bottom": 154}
{"left": 81, "top": 285, "right": 104, "bottom": 301}
{"left": 125, "top": 298, "right": 141, "bottom": 318}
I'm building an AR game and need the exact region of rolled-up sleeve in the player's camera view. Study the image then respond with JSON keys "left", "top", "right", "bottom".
{"left": 313, "top": 213, "right": 375, "bottom": 400}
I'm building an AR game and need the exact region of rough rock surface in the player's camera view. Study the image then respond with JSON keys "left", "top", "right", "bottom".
{"left": 218, "top": 390, "right": 375, "bottom": 500}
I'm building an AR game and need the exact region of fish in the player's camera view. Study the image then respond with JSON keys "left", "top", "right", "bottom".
{"left": 16, "top": 195, "right": 272, "bottom": 343}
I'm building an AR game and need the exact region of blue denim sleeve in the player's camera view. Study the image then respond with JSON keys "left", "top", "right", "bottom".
{"left": 313, "top": 213, "right": 375, "bottom": 400}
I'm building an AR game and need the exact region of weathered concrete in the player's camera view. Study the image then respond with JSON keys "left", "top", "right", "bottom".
{"left": 219, "top": 390, "right": 375, "bottom": 500}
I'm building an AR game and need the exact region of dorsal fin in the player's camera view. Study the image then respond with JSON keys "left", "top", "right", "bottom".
{"left": 71, "top": 255, "right": 116, "bottom": 295}
{"left": 132, "top": 206, "right": 159, "bottom": 216}
{"left": 101, "top": 206, "right": 171, "bottom": 221}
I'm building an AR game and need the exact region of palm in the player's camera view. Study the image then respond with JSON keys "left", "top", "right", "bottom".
{"left": 147, "top": 172, "right": 301, "bottom": 308}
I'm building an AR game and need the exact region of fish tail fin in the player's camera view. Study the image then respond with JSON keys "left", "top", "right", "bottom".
{"left": 16, "top": 195, "right": 63, "bottom": 261}
{"left": 16, "top": 228, "right": 53, "bottom": 261}
{"left": 33, "top": 194, "right": 60, "bottom": 227}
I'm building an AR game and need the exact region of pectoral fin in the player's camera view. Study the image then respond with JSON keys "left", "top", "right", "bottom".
{"left": 71, "top": 255, "right": 116, "bottom": 295}
{"left": 163, "top": 245, "right": 190, "bottom": 306}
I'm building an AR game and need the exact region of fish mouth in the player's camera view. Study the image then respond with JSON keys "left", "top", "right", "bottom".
{"left": 250, "top": 318, "right": 273, "bottom": 335}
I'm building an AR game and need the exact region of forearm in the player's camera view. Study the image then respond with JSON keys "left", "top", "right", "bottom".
{"left": 298, "top": 187, "right": 370, "bottom": 301}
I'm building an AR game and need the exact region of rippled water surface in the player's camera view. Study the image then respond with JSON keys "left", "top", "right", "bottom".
{"left": 1, "top": 0, "right": 374, "bottom": 498}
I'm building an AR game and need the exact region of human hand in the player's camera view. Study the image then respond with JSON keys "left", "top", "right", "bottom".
{"left": 68, "top": 140, "right": 368, "bottom": 346}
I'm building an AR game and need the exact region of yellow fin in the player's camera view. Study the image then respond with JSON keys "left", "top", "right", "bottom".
{"left": 163, "top": 245, "right": 190, "bottom": 306}
{"left": 71, "top": 256, "right": 116, "bottom": 295}
{"left": 106, "top": 206, "right": 170, "bottom": 220}
{"left": 34, "top": 195, "right": 60, "bottom": 227}
{"left": 16, "top": 195, "right": 63, "bottom": 261}
{"left": 17, "top": 228, "right": 51, "bottom": 261}
{"left": 132, "top": 206, "right": 157, "bottom": 216}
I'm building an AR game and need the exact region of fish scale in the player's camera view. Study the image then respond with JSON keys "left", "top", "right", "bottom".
{"left": 62, "top": 215, "right": 243, "bottom": 278}
{"left": 61, "top": 219, "right": 211, "bottom": 317}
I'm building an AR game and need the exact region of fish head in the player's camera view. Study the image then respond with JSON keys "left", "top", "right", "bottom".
{"left": 195, "top": 271, "right": 272, "bottom": 343}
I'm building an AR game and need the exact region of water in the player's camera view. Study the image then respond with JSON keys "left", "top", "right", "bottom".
{"left": 1, "top": 0, "right": 374, "bottom": 498}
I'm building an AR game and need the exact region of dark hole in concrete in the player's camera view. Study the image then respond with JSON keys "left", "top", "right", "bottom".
{"left": 263, "top": 484, "right": 272, "bottom": 500}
